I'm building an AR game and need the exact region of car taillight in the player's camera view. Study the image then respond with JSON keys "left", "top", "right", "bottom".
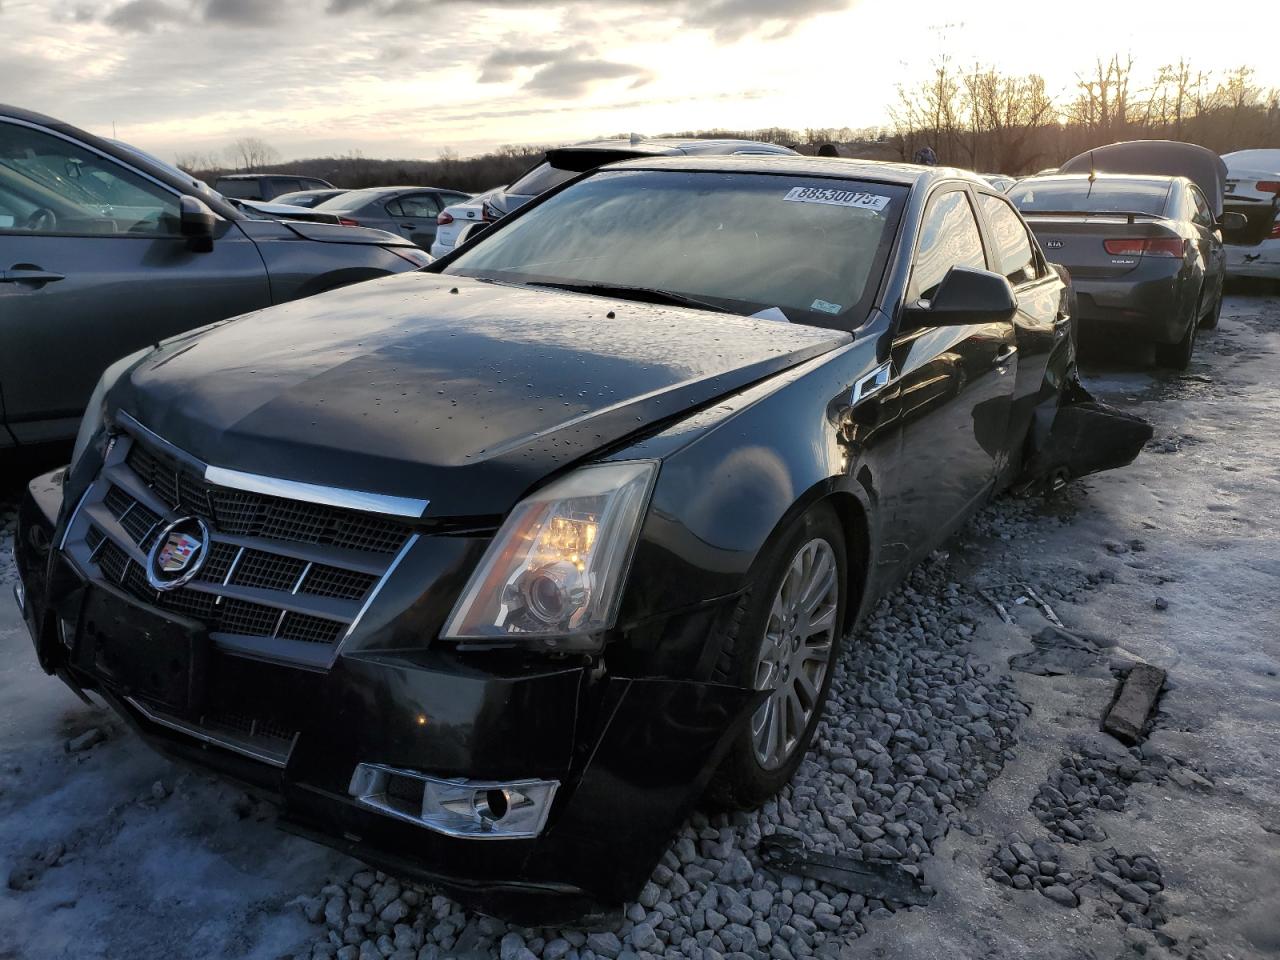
{"left": 338, "top": 217, "right": 360, "bottom": 227}
{"left": 481, "top": 201, "right": 500, "bottom": 223}
{"left": 1256, "top": 180, "right": 1280, "bottom": 195}
{"left": 1103, "top": 238, "right": 1186, "bottom": 257}
{"left": 437, "top": 211, "right": 454, "bottom": 225}
{"left": 1270, "top": 219, "right": 1280, "bottom": 240}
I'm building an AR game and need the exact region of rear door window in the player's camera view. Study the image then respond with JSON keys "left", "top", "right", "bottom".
{"left": 910, "top": 189, "right": 988, "bottom": 301}
{"left": 392, "top": 193, "right": 442, "bottom": 218}
{"left": 979, "top": 193, "right": 1038, "bottom": 284}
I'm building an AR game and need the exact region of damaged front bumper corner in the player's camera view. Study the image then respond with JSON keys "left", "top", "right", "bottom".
{"left": 13, "top": 468, "right": 756, "bottom": 922}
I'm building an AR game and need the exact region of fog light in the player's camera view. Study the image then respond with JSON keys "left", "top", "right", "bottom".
{"left": 348, "top": 763, "right": 558, "bottom": 839}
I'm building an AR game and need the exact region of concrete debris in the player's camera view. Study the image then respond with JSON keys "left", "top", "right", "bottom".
{"left": 64, "top": 728, "right": 106, "bottom": 753}
{"left": 1103, "top": 664, "right": 1166, "bottom": 745}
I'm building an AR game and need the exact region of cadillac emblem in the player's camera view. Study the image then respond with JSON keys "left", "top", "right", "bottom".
{"left": 146, "top": 517, "right": 210, "bottom": 591}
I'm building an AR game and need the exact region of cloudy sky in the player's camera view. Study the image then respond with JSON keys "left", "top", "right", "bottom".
{"left": 3, "top": 0, "right": 1275, "bottom": 163}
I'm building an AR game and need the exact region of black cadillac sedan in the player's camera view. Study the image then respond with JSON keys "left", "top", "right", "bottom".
{"left": 13, "top": 156, "right": 1148, "bottom": 923}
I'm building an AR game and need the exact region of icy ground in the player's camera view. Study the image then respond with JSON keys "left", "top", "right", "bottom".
{"left": 1, "top": 293, "right": 1278, "bottom": 960}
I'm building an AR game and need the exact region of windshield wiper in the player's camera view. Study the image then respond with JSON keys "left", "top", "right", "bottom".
{"left": 523, "top": 280, "right": 732, "bottom": 314}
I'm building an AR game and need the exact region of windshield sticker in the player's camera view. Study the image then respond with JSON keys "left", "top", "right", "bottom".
{"left": 784, "top": 186, "right": 890, "bottom": 211}
{"left": 810, "top": 299, "right": 843, "bottom": 315}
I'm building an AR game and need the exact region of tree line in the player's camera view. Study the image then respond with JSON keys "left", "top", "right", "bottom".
{"left": 888, "top": 55, "right": 1279, "bottom": 174}
{"left": 174, "top": 54, "right": 1280, "bottom": 192}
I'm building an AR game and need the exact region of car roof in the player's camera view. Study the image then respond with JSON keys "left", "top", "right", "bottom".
{"left": 557, "top": 137, "right": 797, "bottom": 157}
{"left": 216, "top": 173, "right": 326, "bottom": 181}
{"left": 599, "top": 153, "right": 986, "bottom": 187}
{"left": 1012, "top": 172, "right": 1182, "bottom": 187}
{"left": 1222, "top": 149, "right": 1280, "bottom": 174}
{"left": 340, "top": 185, "right": 453, "bottom": 194}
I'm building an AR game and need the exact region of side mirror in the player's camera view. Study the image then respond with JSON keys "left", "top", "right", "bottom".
{"left": 1218, "top": 211, "right": 1248, "bottom": 232}
{"left": 179, "top": 195, "right": 218, "bottom": 251}
{"left": 902, "top": 266, "right": 1018, "bottom": 328}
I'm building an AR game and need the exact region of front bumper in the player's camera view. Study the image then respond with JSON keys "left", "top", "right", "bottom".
{"left": 15, "top": 465, "right": 752, "bottom": 923}
{"left": 1226, "top": 241, "right": 1280, "bottom": 280}
{"left": 1070, "top": 265, "right": 1186, "bottom": 344}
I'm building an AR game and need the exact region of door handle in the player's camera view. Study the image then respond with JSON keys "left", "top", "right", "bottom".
{"left": 401, "top": 224, "right": 416, "bottom": 230}
{"left": 994, "top": 344, "right": 1017, "bottom": 364}
{"left": 2, "top": 268, "right": 65, "bottom": 284}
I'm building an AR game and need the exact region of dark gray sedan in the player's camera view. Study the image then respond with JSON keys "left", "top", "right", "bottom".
{"left": 1008, "top": 173, "right": 1233, "bottom": 369}
{"left": 0, "top": 104, "right": 430, "bottom": 450}
{"left": 314, "top": 186, "right": 472, "bottom": 249}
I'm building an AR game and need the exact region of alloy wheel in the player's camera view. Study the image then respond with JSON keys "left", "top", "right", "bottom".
{"left": 750, "top": 537, "right": 840, "bottom": 770}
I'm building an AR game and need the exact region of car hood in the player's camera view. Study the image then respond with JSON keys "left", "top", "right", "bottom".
{"left": 113, "top": 272, "right": 849, "bottom": 518}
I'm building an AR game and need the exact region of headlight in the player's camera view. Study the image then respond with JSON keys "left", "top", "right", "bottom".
{"left": 69, "top": 348, "right": 152, "bottom": 474}
{"left": 441, "top": 460, "right": 657, "bottom": 651}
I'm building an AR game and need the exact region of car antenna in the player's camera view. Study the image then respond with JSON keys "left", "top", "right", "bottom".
{"left": 1088, "top": 150, "right": 1097, "bottom": 182}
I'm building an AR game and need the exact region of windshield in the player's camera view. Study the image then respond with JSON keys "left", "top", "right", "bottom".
{"left": 1008, "top": 178, "right": 1171, "bottom": 215}
{"left": 443, "top": 169, "right": 907, "bottom": 327}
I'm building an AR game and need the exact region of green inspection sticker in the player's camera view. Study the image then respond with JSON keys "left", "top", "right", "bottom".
{"left": 811, "top": 299, "right": 842, "bottom": 314}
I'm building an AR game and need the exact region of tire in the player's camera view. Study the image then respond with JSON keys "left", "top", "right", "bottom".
{"left": 704, "top": 502, "right": 850, "bottom": 810}
{"left": 1199, "top": 288, "right": 1222, "bottom": 329}
{"left": 1155, "top": 287, "right": 1200, "bottom": 370}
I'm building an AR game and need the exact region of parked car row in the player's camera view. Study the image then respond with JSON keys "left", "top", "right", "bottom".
{"left": 1006, "top": 140, "right": 1246, "bottom": 370}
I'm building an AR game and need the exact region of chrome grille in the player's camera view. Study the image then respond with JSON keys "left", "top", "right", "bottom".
{"left": 230, "top": 549, "right": 306, "bottom": 593}
{"left": 125, "top": 443, "right": 410, "bottom": 554}
{"left": 300, "top": 564, "right": 379, "bottom": 601}
{"left": 69, "top": 430, "right": 416, "bottom": 667}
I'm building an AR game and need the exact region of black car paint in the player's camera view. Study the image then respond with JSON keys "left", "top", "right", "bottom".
{"left": 15, "top": 158, "right": 1141, "bottom": 921}
{"left": 0, "top": 104, "right": 420, "bottom": 448}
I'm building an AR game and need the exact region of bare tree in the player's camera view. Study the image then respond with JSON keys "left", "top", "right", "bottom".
{"left": 226, "top": 137, "right": 280, "bottom": 172}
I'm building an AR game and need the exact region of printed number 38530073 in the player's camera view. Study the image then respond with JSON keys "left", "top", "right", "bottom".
{"left": 783, "top": 186, "right": 890, "bottom": 211}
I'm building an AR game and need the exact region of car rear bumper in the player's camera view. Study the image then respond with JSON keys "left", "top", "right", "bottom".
{"left": 1226, "top": 240, "right": 1280, "bottom": 279}
{"left": 1069, "top": 268, "right": 1187, "bottom": 344}
{"left": 15, "top": 467, "right": 752, "bottom": 923}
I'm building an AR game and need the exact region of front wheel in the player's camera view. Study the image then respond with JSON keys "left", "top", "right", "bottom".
{"left": 705, "top": 503, "right": 849, "bottom": 810}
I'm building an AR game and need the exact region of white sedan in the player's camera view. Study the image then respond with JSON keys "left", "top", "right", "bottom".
{"left": 1222, "top": 149, "right": 1280, "bottom": 281}
{"left": 431, "top": 187, "right": 502, "bottom": 259}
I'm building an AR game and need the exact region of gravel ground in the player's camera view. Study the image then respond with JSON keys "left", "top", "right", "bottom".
{"left": 1, "top": 291, "right": 1278, "bottom": 960}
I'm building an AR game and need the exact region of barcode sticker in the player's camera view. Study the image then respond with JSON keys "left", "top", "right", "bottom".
{"left": 784, "top": 186, "right": 890, "bottom": 211}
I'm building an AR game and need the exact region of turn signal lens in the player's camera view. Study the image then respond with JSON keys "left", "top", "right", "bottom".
{"left": 1256, "top": 181, "right": 1280, "bottom": 195}
{"left": 441, "top": 461, "right": 658, "bottom": 650}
